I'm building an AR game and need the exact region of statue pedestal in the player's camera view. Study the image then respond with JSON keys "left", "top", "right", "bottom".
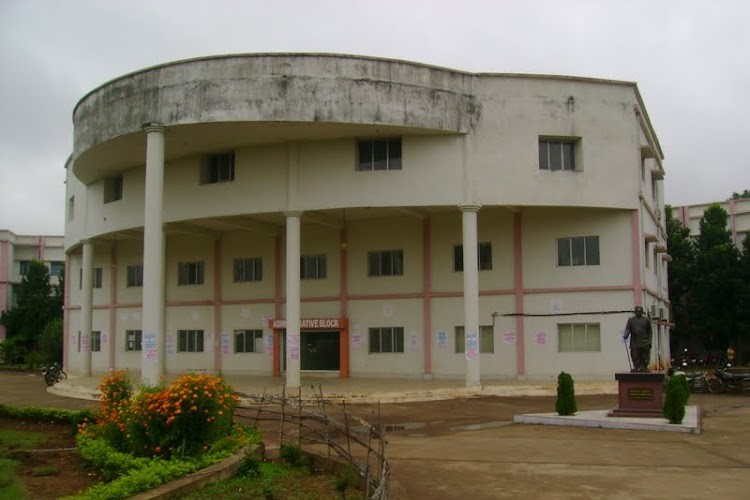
{"left": 608, "top": 372, "right": 665, "bottom": 418}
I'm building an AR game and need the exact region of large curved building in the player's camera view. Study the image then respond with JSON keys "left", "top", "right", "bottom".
{"left": 63, "top": 53, "right": 669, "bottom": 386}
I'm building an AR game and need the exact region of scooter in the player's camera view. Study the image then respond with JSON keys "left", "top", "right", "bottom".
{"left": 706, "top": 367, "right": 750, "bottom": 394}
{"left": 42, "top": 362, "right": 67, "bottom": 386}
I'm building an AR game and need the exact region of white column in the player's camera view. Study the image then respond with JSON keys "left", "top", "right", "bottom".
{"left": 80, "top": 240, "right": 93, "bottom": 376}
{"left": 141, "top": 124, "right": 166, "bottom": 385}
{"left": 460, "top": 204, "right": 481, "bottom": 387}
{"left": 285, "top": 211, "right": 302, "bottom": 389}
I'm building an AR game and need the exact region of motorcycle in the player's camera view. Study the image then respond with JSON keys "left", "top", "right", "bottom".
{"left": 42, "top": 362, "right": 67, "bottom": 386}
{"left": 706, "top": 368, "right": 750, "bottom": 394}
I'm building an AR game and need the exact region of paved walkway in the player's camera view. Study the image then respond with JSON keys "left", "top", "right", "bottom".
{"left": 49, "top": 372, "right": 701, "bottom": 433}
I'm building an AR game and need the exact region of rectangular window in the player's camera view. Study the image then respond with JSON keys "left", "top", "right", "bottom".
{"left": 300, "top": 254, "right": 327, "bottom": 280}
{"left": 454, "top": 325, "right": 495, "bottom": 353}
{"left": 233, "top": 257, "right": 263, "bottom": 282}
{"left": 358, "top": 139, "right": 402, "bottom": 171}
{"left": 234, "top": 329, "right": 264, "bottom": 353}
{"left": 201, "top": 152, "right": 235, "bottom": 184}
{"left": 368, "top": 249, "right": 403, "bottom": 277}
{"left": 558, "top": 323, "right": 601, "bottom": 352}
{"left": 49, "top": 261, "right": 64, "bottom": 277}
{"left": 556, "top": 236, "right": 599, "bottom": 266}
{"left": 93, "top": 268, "right": 103, "bottom": 288}
{"left": 127, "top": 265, "right": 143, "bottom": 287}
{"left": 104, "top": 175, "right": 123, "bottom": 203}
{"left": 539, "top": 139, "right": 577, "bottom": 171}
{"left": 126, "top": 330, "right": 142, "bottom": 351}
{"left": 453, "top": 242, "right": 493, "bottom": 272}
{"left": 178, "top": 261, "right": 204, "bottom": 285}
{"left": 368, "top": 327, "right": 405, "bottom": 353}
{"left": 68, "top": 196, "right": 74, "bottom": 221}
{"left": 19, "top": 260, "right": 30, "bottom": 276}
{"left": 91, "top": 331, "right": 101, "bottom": 352}
{"left": 178, "top": 330, "right": 204, "bottom": 352}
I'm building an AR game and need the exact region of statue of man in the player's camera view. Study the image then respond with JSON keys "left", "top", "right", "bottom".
{"left": 623, "top": 306, "right": 652, "bottom": 372}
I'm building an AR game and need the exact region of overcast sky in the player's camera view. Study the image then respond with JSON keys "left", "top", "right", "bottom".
{"left": 1, "top": 0, "right": 748, "bottom": 235}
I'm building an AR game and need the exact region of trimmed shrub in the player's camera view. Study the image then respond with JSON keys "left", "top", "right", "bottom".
{"left": 555, "top": 371, "right": 577, "bottom": 416}
{"left": 663, "top": 373, "right": 690, "bottom": 424}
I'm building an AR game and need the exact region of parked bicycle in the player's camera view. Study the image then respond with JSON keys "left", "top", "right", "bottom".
{"left": 42, "top": 362, "right": 67, "bottom": 386}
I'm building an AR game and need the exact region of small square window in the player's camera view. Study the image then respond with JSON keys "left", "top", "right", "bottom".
{"left": 558, "top": 323, "right": 601, "bottom": 352}
{"left": 454, "top": 325, "right": 494, "bottom": 353}
{"left": 126, "top": 330, "right": 142, "bottom": 351}
{"left": 104, "top": 175, "right": 123, "bottom": 203}
{"left": 127, "top": 264, "right": 143, "bottom": 287}
{"left": 93, "top": 268, "right": 103, "bottom": 288}
{"left": 19, "top": 260, "right": 30, "bottom": 276}
{"left": 301, "top": 254, "right": 327, "bottom": 280}
{"left": 233, "top": 257, "right": 263, "bottom": 282}
{"left": 91, "top": 331, "right": 102, "bottom": 352}
{"left": 178, "top": 261, "right": 204, "bottom": 285}
{"left": 49, "top": 261, "right": 64, "bottom": 277}
{"left": 368, "top": 327, "right": 405, "bottom": 353}
{"left": 358, "top": 139, "right": 402, "bottom": 171}
{"left": 234, "top": 329, "right": 264, "bottom": 353}
{"left": 201, "top": 153, "right": 235, "bottom": 184}
{"left": 178, "top": 329, "right": 204, "bottom": 352}
{"left": 539, "top": 139, "right": 578, "bottom": 171}
{"left": 368, "top": 250, "right": 403, "bottom": 277}
{"left": 556, "top": 236, "right": 599, "bottom": 266}
{"left": 453, "top": 242, "right": 492, "bottom": 272}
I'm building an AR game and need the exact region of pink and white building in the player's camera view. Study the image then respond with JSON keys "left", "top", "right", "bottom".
{"left": 63, "top": 54, "right": 669, "bottom": 385}
{"left": 0, "top": 230, "right": 64, "bottom": 343}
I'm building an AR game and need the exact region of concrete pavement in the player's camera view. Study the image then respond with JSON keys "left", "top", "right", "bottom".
{"left": 48, "top": 371, "right": 701, "bottom": 433}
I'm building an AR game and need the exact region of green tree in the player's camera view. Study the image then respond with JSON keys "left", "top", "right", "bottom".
{"left": 691, "top": 204, "right": 741, "bottom": 351}
{"left": 666, "top": 206, "right": 696, "bottom": 349}
{"left": 736, "top": 234, "right": 750, "bottom": 361}
{"left": 730, "top": 189, "right": 750, "bottom": 200}
{"left": 0, "top": 260, "right": 62, "bottom": 365}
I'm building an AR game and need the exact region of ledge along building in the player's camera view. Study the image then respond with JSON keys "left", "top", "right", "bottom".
{"left": 63, "top": 53, "right": 670, "bottom": 387}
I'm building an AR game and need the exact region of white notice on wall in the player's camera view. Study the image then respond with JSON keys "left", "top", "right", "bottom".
{"left": 465, "top": 332, "right": 479, "bottom": 360}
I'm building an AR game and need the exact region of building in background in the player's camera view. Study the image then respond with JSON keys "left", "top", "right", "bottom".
{"left": 64, "top": 54, "right": 669, "bottom": 386}
{"left": 0, "top": 230, "right": 64, "bottom": 342}
{"left": 673, "top": 198, "right": 750, "bottom": 250}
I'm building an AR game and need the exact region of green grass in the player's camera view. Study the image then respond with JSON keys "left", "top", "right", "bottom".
{"left": 0, "top": 429, "right": 48, "bottom": 454}
{"left": 0, "top": 427, "right": 49, "bottom": 499}
{"left": 181, "top": 461, "right": 361, "bottom": 500}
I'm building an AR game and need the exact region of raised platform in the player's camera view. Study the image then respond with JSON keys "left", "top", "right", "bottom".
{"left": 608, "top": 371, "right": 665, "bottom": 418}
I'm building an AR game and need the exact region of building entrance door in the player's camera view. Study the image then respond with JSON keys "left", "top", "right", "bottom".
{"left": 301, "top": 331, "right": 340, "bottom": 370}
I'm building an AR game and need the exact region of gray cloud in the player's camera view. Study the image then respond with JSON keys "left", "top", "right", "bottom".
{"left": 1, "top": 0, "right": 748, "bottom": 234}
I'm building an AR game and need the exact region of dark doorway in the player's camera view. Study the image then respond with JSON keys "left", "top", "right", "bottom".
{"left": 301, "top": 331, "right": 340, "bottom": 370}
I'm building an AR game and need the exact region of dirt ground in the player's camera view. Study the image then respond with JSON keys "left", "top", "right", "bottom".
{"left": 2, "top": 371, "right": 750, "bottom": 499}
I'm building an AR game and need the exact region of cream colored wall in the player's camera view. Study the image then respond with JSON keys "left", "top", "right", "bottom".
{"left": 116, "top": 240, "right": 144, "bottom": 306}
{"left": 521, "top": 208, "right": 632, "bottom": 289}
{"left": 165, "top": 235, "right": 214, "bottom": 302}
{"left": 296, "top": 136, "right": 464, "bottom": 210}
{"left": 114, "top": 307, "right": 143, "bottom": 370}
{"left": 348, "top": 299, "right": 423, "bottom": 377}
{"left": 221, "top": 232, "right": 276, "bottom": 301}
{"left": 346, "top": 217, "right": 423, "bottom": 296}
{"left": 164, "top": 305, "right": 214, "bottom": 372}
{"left": 219, "top": 304, "right": 275, "bottom": 375}
{"left": 299, "top": 225, "right": 340, "bottom": 299}
{"left": 430, "top": 295, "right": 517, "bottom": 378}
{"left": 430, "top": 210, "right": 515, "bottom": 293}
{"left": 472, "top": 78, "right": 640, "bottom": 210}
{"left": 522, "top": 290, "right": 633, "bottom": 379}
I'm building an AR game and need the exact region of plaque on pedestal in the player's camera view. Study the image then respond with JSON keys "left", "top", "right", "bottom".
{"left": 608, "top": 372, "right": 665, "bottom": 418}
